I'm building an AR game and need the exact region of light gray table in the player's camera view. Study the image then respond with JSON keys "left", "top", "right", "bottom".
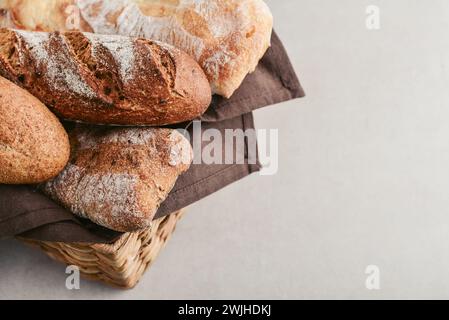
{"left": 2, "top": 0, "right": 449, "bottom": 299}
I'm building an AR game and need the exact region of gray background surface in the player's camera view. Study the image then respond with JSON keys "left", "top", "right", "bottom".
{"left": 2, "top": 0, "right": 449, "bottom": 299}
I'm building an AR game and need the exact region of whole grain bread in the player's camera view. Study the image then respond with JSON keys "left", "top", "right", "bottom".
{"left": 0, "top": 76, "right": 70, "bottom": 184}
{"left": 0, "top": 28, "right": 211, "bottom": 125}
{"left": 42, "top": 124, "right": 193, "bottom": 232}
{"left": 0, "top": 0, "right": 273, "bottom": 98}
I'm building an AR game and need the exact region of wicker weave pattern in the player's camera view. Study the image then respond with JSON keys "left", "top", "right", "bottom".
{"left": 21, "top": 210, "right": 184, "bottom": 289}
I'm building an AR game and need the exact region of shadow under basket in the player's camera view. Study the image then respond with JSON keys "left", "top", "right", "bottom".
{"left": 20, "top": 210, "right": 185, "bottom": 289}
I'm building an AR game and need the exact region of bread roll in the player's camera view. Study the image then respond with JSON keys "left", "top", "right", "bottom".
{"left": 42, "top": 125, "right": 192, "bottom": 232}
{"left": 0, "top": 28, "right": 211, "bottom": 125}
{"left": 0, "top": 0, "right": 274, "bottom": 98}
{"left": 0, "top": 76, "right": 70, "bottom": 184}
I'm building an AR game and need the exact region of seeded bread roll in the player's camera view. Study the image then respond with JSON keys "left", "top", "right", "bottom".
{"left": 42, "top": 125, "right": 193, "bottom": 232}
{"left": 0, "top": 28, "right": 211, "bottom": 126}
{"left": 0, "top": 76, "right": 70, "bottom": 184}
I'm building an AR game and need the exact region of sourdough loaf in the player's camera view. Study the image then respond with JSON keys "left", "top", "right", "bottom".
{"left": 0, "top": 0, "right": 274, "bottom": 98}
{"left": 42, "top": 125, "right": 192, "bottom": 232}
{"left": 0, "top": 28, "right": 211, "bottom": 125}
{"left": 0, "top": 76, "right": 70, "bottom": 184}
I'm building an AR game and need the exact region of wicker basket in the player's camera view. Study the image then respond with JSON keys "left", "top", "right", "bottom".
{"left": 20, "top": 210, "right": 185, "bottom": 289}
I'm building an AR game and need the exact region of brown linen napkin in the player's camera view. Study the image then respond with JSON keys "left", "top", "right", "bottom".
{"left": 0, "top": 114, "right": 259, "bottom": 243}
{"left": 201, "top": 31, "right": 304, "bottom": 122}
{"left": 156, "top": 113, "right": 261, "bottom": 218}
{"left": 0, "top": 31, "right": 304, "bottom": 243}
{"left": 0, "top": 185, "right": 122, "bottom": 242}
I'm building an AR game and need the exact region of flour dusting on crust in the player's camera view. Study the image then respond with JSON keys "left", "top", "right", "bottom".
{"left": 76, "top": 0, "right": 274, "bottom": 97}
{"left": 44, "top": 164, "right": 143, "bottom": 226}
{"left": 16, "top": 30, "right": 96, "bottom": 98}
{"left": 84, "top": 32, "right": 136, "bottom": 83}
{"left": 76, "top": 126, "right": 156, "bottom": 150}
{"left": 168, "top": 130, "right": 193, "bottom": 166}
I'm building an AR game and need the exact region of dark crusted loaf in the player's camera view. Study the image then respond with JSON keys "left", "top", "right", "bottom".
{"left": 0, "top": 28, "right": 211, "bottom": 126}
{"left": 42, "top": 124, "right": 193, "bottom": 232}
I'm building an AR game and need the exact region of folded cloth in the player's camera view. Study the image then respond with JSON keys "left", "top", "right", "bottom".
{"left": 157, "top": 113, "right": 261, "bottom": 218}
{"left": 0, "top": 31, "right": 304, "bottom": 244}
{"left": 0, "top": 185, "right": 122, "bottom": 243}
{"left": 0, "top": 114, "right": 259, "bottom": 243}
{"left": 201, "top": 31, "right": 304, "bottom": 122}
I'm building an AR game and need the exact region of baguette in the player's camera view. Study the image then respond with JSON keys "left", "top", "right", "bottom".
{"left": 0, "top": 0, "right": 274, "bottom": 98}
{"left": 42, "top": 125, "right": 193, "bottom": 232}
{"left": 0, "top": 76, "right": 70, "bottom": 184}
{"left": 0, "top": 28, "right": 211, "bottom": 125}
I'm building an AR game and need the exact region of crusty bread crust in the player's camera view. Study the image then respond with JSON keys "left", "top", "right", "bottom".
{"left": 43, "top": 125, "right": 193, "bottom": 232}
{"left": 0, "top": 76, "right": 70, "bottom": 184}
{"left": 0, "top": 0, "right": 93, "bottom": 31}
{"left": 0, "top": 0, "right": 273, "bottom": 98}
{"left": 0, "top": 28, "right": 211, "bottom": 125}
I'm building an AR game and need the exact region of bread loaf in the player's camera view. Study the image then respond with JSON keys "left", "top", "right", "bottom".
{"left": 0, "top": 0, "right": 92, "bottom": 31}
{"left": 42, "top": 125, "right": 192, "bottom": 232}
{"left": 0, "top": 28, "right": 211, "bottom": 125}
{"left": 0, "top": 0, "right": 274, "bottom": 98}
{"left": 0, "top": 76, "right": 70, "bottom": 184}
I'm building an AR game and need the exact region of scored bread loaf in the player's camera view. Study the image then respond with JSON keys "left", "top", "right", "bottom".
{"left": 0, "top": 28, "right": 211, "bottom": 125}
{"left": 42, "top": 125, "right": 193, "bottom": 232}
{"left": 0, "top": 76, "right": 70, "bottom": 184}
{"left": 0, "top": 0, "right": 273, "bottom": 98}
